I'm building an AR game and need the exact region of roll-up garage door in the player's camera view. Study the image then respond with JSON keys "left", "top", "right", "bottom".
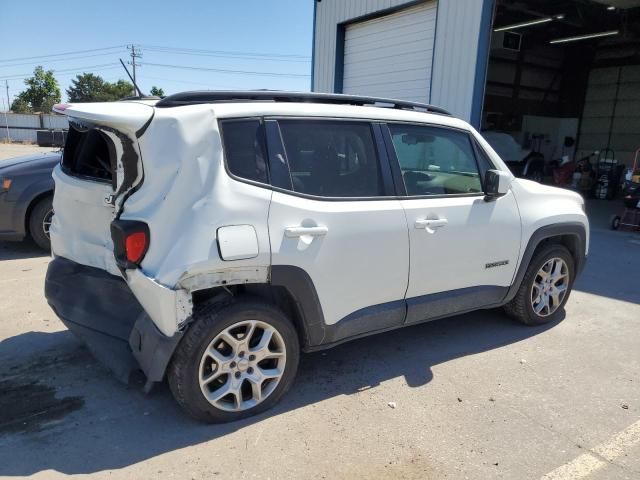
{"left": 342, "top": 1, "right": 437, "bottom": 103}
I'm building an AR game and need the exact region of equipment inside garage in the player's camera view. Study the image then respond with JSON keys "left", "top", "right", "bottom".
{"left": 482, "top": 0, "right": 640, "bottom": 197}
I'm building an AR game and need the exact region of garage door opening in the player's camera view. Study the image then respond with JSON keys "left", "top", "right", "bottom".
{"left": 340, "top": 1, "right": 437, "bottom": 103}
{"left": 481, "top": 0, "right": 640, "bottom": 198}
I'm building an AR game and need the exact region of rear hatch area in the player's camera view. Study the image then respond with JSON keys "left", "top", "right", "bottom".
{"left": 50, "top": 102, "right": 154, "bottom": 274}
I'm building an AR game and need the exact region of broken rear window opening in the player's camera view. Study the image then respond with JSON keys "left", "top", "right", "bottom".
{"left": 62, "top": 124, "right": 116, "bottom": 185}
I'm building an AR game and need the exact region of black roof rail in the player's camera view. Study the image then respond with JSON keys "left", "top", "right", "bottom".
{"left": 154, "top": 90, "right": 451, "bottom": 115}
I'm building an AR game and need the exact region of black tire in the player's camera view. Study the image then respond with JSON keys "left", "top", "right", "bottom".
{"left": 610, "top": 215, "right": 621, "bottom": 230}
{"left": 29, "top": 195, "right": 53, "bottom": 250}
{"left": 168, "top": 300, "right": 300, "bottom": 423}
{"left": 504, "top": 244, "right": 575, "bottom": 326}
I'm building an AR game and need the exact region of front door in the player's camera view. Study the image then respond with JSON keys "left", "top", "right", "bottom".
{"left": 384, "top": 123, "right": 521, "bottom": 324}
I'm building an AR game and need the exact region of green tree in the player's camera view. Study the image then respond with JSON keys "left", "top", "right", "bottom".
{"left": 66, "top": 74, "right": 134, "bottom": 102}
{"left": 104, "top": 79, "right": 135, "bottom": 99}
{"left": 12, "top": 66, "right": 61, "bottom": 112}
{"left": 150, "top": 86, "right": 165, "bottom": 97}
{"left": 10, "top": 97, "right": 31, "bottom": 113}
{"left": 66, "top": 73, "right": 107, "bottom": 102}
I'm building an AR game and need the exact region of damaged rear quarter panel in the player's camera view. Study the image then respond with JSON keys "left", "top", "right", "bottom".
{"left": 120, "top": 105, "right": 272, "bottom": 333}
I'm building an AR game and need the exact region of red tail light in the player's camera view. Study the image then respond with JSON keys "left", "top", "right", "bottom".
{"left": 125, "top": 231, "right": 149, "bottom": 264}
{"left": 111, "top": 220, "right": 150, "bottom": 269}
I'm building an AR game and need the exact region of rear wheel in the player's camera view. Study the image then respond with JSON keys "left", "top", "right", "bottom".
{"left": 505, "top": 244, "right": 574, "bottom": 325}
{"left": 168, "top": 300, "right": 300, "bottom": 423}
{"left": 29, "top": 195, "right": 53, "bottom": 250}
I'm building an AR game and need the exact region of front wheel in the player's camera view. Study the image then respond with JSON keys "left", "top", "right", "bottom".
{"left": 168, "top": 300, "right": 300, "bottom": 423}
{"left": 29, "top": 195, "right": 53, "bottom": 250}
{"left": 505, "top": 244, "right": 575, "bottom": 325}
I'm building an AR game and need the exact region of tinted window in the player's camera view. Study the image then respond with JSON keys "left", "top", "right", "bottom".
{"left": 220, "top": 120, "right": 268, "bottom": 184}
{"left": 389, "top": 124, "right": 482, "bottom": 196}
{"left": 279, "top": 121, "right": 383, "bottom": 197}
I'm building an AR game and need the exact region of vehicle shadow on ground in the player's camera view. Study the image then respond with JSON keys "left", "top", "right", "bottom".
{"left": 0, "top": 240, "right": 48, "bottom": 261}
{"left": 0, "top": 310, "right": 558, "bottom": 476}
{"left": 572, "top": 229, "right": 640, "bottom": 304}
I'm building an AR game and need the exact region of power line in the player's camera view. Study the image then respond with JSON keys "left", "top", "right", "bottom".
{"left": 142, "top": 62, "right": 310, "bottom": 78}
{"left": 0, "top": 63, "right": 122, "bottom": 80}
{"left": 142, "top": 45, "right": 310, "bottom": 63}
{"left": 0, "top": 45, "right": 125, "bottom": 64}
{"left": 141, "top": 44, "right": 309, "bottom": 60}
{"left": 0, "top": 51, "right": 126, "bottom": 69}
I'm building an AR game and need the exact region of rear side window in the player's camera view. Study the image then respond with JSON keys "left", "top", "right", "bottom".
{"left": 278, "top": 120, "right": 383, "bottom": 197}
{"left": 63, "top": 125, "right": 114, "bottom": 183}
{"left": 220, "top": 120, "right": 268, "bottom": 184}
{"left": 388, "top": 124, "right": 483, "bottom": 196}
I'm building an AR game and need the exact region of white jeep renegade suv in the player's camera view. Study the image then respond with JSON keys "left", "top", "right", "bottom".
{"left": 45, "top": 91, "right": 589, "bottom": 423}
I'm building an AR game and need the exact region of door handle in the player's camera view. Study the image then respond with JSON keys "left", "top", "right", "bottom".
{"left": 284, "top": 226, "right": 329, "bottom": 238}
{"left": 415, "top": 218, "right": 448, "bottom": 233}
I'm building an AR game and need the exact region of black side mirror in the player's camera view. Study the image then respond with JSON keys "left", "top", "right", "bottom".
{"left": 485, "top": 169, "right": 511, "bottom": 201}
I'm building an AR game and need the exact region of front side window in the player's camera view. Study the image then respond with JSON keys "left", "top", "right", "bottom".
{"left": 220, "top": 120, "right": 268, "bottom": 184}
{"left": 278, "top": 120, "right": 383, "bottom": 197}
{"left": 388, "top": 124, "right": 483, "bottom": 196}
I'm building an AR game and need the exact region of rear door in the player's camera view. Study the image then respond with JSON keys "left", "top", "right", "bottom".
{"left": 266, "top": 119, "right": 409, "bottom": 340}
{"left": 383, "top": 123, "right": 521, "bottom": 324}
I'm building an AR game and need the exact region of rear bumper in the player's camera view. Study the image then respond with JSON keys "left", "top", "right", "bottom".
{"left": 44, "top": 257, "right": 183, "bottom": 387}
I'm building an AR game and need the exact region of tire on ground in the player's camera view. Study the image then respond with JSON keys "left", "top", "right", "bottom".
{"left": 29, "top": 195, "right": 53, "bottom": 251}
{"left": 168, "top": 299, "right": 300, "bottom": 423}
{"left": 504, "top": 243, "right": 575, "bottom": 326}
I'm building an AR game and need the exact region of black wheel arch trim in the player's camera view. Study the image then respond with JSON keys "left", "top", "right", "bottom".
{"left": 503, "top": 222, "right": 587, "bottom": 304}
{"left": 270, "top": 265, "right": 327, "bottom": 347}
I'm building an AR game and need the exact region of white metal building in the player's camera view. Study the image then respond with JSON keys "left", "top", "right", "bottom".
{"left": 312, "top": 0, "right": 492, "bottom": 127}
{"left": 312, "top": 0, "right": 640, "bottom": 167}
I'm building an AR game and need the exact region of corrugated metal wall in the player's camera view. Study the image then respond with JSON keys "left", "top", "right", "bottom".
{"left": 578, "top": 65, "right": 640, "bottom": 167}
{"left": 429, "top": 0, "right": 485, "bottom": 122}
{"left": 312, "top": 0, "right": 487, "bottom": 122}
{"left": 0, "top": 113, "right": 68, "bottom": 142}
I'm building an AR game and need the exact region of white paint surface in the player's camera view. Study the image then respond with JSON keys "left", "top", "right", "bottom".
{"left": 401, "top": 191, "right": 521, "bottom": 297}
{"left": 217, "top": 225, "right": 259, "bottom": 261}
{"left": 268, "top": 193, "right": 409, "bottom": 326}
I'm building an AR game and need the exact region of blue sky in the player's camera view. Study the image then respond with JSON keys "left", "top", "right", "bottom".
{"left": 0, "top": 0, "right": 313, "bottom": 106}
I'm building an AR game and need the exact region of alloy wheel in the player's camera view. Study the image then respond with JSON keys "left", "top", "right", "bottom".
{"left": 42, "top": 209, "right": 54, "bottom": 239}
{"left": 198, "top": 320, "right": 287, "bottom": 412}
{"left": 530, "top": 257, "right": 570, "bottom": 317}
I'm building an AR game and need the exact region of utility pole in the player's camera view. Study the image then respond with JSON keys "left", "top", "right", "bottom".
{"left": 5, "top": 81, "right": 10, "bottom": 112}
{"left": 127, "top": 45, "right": 142, "bottom": 96}
{"left": 2, "top": 97, "right": 10, "bottom": 142}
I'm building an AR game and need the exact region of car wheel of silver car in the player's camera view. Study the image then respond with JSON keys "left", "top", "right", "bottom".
{"left": 168, "top": 299, "right": 300, "bottom": 423}
{"left": 505, "top": 244, "right": 575, "bottom": 326}
{"left": 29, "top": 195, "right": 53, "bottom": 251}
